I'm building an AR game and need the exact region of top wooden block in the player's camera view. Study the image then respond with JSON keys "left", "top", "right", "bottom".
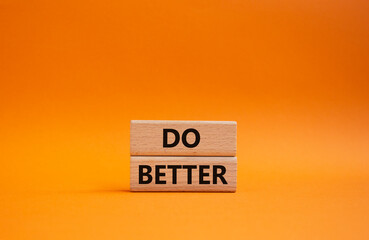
{"left": 130, "top": 120, "right": 237, "bottom": 156}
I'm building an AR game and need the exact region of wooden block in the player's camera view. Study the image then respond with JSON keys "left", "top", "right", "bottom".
{"left": 130, "top": 120, "right": 237, "bottom": 156}
{"left": 130, "top": 156, "right": 237, "bottom": 192}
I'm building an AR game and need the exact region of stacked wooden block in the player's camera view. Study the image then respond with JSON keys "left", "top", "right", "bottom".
{"left": 130, "top": 120, "right": 237, "bottom": 192}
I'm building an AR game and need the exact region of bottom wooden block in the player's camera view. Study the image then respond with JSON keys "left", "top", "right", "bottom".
{"left": 130, "top": 156, "right": 237, "bottom": 192}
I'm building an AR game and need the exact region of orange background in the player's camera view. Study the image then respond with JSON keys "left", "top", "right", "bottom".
{"left": 1, "top": 0, "right": 368, "bottom": 239}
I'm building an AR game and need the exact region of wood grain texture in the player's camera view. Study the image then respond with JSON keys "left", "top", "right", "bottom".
{"left": 130, "top": 120, "right": 237, "bottom": 156}
{"left": 130, "top": 156, "right": 237, "bottom": 192}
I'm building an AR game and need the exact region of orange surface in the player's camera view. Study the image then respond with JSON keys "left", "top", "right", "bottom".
{"left": 1, "top": 0, "right": 369, "bottom": 239}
